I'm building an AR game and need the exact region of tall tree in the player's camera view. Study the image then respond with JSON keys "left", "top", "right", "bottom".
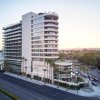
{"left": 96, "top": 57, "right": 100, "bottom": 70}
{"left": 45, "top": 58, "right": 56, "bottom": 83}
{"left": 21, "top": 57, "right": 25, "bottom": 73}
{"left": 4, "top": 59, "right": 11, "bottom": 72}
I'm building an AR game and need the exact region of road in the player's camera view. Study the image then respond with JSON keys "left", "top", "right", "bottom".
{"left": 0, "top": 74, "right": 99, "bottom": 100}
{"left": 89, "top": 69, "right": 100, "bottom": 80}
{"left": 72, "top": 67, "right": 100, "bottom": 86}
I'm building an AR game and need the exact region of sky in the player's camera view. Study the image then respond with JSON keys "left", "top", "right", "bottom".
{"left": 0, "top": 0, "right": 100, "bottom": 49}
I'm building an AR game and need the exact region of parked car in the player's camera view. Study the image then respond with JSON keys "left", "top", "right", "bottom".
{"left": 93, "top": 78, "right": 99, "bottom": 82}
{"left": 91, "top": 81, "right": 98, "bottom": 86}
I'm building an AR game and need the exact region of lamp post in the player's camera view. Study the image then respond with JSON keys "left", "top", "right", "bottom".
{"left": 76, "top": 73, "right": 78, "bottom": 94}
{"left": 37, "top": 67, "right": 38, "bottom": 76}
{"left": 43, "top": 69, "right": 47, "bottom": 84}
{"left": 57, "top": 71, "right": 60, "bottom": 88}
{"left": 66, "top": 72, "right": 68, "bottom": 91}
{"left": 30, "top": 60, "right": 33, "bottom": 79}
{"left": 25, "top": 66, "right": 27, "bottom": 76}
{"left": 21, "top": 57, "right": 25, "bottom": 75}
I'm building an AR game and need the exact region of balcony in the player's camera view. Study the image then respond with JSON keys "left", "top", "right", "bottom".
{"left": 44, "top": 33, "right": 58, "bottom": 37}
{"left": 43, "top": 20, "right": 58, "bottom": 24}
{"left": 44, "top": 24, "right": 58, "bottom": 28}
{"left": 4, "top": 34, "right": 21, "bottom": 39}
{"left": 44, "top": 28, "right": 58, "bottom": 32}
{"left": 4, "top": 30, "right": 22, "bottom": 36}
{"left": 4, "top": 27, "right": 21, "bottom": 33}
{"left": 44, "top": 37, "right": 58, "bottom": 41}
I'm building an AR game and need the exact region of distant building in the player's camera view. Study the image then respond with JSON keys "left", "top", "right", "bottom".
{"left": 3, "top": 12, "right": 59, "bottom": 79}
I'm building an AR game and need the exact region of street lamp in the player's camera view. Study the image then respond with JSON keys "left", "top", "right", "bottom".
{"left": 66, "top": 72, "right": 68, "bottom": 91}
{"left": 25, "top": 66, "right": 27, "bottom": 76}
{"left": 43, "top": 69, "right": 47, "bottom": 84}
{"left": 30, "top": 60, "right": 33, "bottom": 79}
{"left": 76, "top": 73, "right": 78, "bottom": 94}
{"left": 57, "top": 71, "right": 60, "bottom": 88}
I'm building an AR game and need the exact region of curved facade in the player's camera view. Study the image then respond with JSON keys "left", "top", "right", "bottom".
{"left": 31, "top": 13, "right": 59, "bottom": 61}
{"left": 28, "top": 12, "right": 59, "bottom": 80}
{"left": 3, "top": 12, "right": 59, "bottom": 80}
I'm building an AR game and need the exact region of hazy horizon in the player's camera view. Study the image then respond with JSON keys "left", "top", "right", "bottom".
{"left": 0, "top": 0, "right": 100, "bottom": 49}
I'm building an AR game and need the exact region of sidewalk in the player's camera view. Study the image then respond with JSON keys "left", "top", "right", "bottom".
{"left": 4, "top": 72, "right": 100, "bottom": 97}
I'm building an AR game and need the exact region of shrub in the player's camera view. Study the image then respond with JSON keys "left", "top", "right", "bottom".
{"left": 22, "top": 72, "right": 26, "bottom": 75}
{"left": 18, "top": 72, "right": 22, "bottom": 75}
{"left": 54, "top": 80, "right": 84, "bottom": 90}
{"left": 33, "top": 75, "right": 41, "bottom": 80}
{"left": 77, "top": 77, "right": 83, "bottom": 82}
{"left": 78, "top": 83, "right": 84, "bottom": 89}
{"left": 27, "top": 74, "right": 31, "bottom": 78}
{"left": 43, "top": 78, "right": 51, "bottom": 83}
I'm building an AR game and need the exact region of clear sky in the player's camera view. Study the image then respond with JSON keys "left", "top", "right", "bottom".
{"left": 0, "top": 0, "right": 100, "bottom": 49}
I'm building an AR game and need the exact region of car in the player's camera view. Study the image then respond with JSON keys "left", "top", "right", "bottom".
{"left": 81, "top": 73, "right": 87, "bottom": 78}
{"left": 93, "top": 78, "right": 99, "bottom": 82}
{"left": 91, "top": 81, "right": 98, "bottom": 86}
{"left": 88, "top": 75, "right": 93, "bottom": 79}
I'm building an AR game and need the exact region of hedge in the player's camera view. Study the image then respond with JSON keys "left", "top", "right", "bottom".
{"left": 54, "top": 81, "right": 84, "bottom": 90}
{"left": 33, "top": 75, "right": 52, "bottom": 83}
{"left": 0, "top": 88, "right": 19, "bottom": 100}
{"left": 27, "top": 74, "right": 31, "bottom": 78}
{"left": 33, "top": 75, "right": 42, "bottom": 80}
{"left": 43, "top": 77, "right": 52, "bottom": 83}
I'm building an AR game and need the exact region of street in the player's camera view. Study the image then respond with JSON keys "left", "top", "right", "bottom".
{"left": 0, "top": 74, "right": 99, "bottom": 100}
{"left": 89, "top": 69, "right": 100, "bottom": 81}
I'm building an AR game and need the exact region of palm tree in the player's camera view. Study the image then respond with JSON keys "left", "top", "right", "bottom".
{"left": 24, "top": 58, "right": 27, "bottom": 74}
{"left": 45, "top": 59, "right": 49, "bottom": 81}
{"left": 21, "top": 57, "right": 25, "bottom": 74}
{"left": 4, "top": 59, "right": 11, "bottom": 72}
{"left": 45, "top": 58, "right": 56, "bottom": 84}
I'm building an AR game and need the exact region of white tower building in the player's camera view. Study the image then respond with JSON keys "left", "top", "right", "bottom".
{"left": 3, "top": 12, "right": 59, "bottom": 80}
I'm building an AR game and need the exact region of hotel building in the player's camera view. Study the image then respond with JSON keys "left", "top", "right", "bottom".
{"left": 3, "top": 12, "right": 59, "bottom": 79}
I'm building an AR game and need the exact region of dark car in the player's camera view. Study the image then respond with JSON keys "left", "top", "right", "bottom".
{"left": 91, "top": 81, "right": 98, "bottom": 86}
{"left": 93, "top": 78, "right": 99, "bottom": 82}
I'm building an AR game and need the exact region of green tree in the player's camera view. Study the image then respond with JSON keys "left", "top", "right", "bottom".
{"left": 4, "top": 59, "right": 11, "bottom": 72}
{"left": 45, "top": 58, "right": 56, "bottom": 83}
{"left": 59, "top": 53, "right": 66, "bottom": 61}
{"left": 96, "top": 57, "right": 100, "bottom": 70}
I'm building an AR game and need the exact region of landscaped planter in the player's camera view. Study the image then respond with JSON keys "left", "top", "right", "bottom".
{"left": 54, "top": 80, "right": 84, "bottom": 90}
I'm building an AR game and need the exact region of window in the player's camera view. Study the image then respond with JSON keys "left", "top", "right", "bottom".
{"left": 31, "top": 25, "right": 33, "bottom": 28}
{"left": 31, "top": 20, "right": 33, "bottom": 24}
{"left": 31, "top": 29, "right": 33, "bottom": 32}
{"left": 31, "top": 16, "right": 33, "bottom": 18}
{"left": 31, "top": 33, "right": 33, "bottom": 36}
